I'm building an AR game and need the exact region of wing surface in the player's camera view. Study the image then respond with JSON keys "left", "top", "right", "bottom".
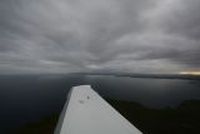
{"left": 55, "top": 85, "right": 142, "bottom": 134}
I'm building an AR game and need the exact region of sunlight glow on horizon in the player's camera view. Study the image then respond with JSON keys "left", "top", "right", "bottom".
{"left": 179, "top": 71, "right": 200, "bottom": 76}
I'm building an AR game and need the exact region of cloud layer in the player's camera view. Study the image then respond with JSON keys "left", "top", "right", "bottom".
{"left": 0, "top": 0, "right": 200, "bottom": 74}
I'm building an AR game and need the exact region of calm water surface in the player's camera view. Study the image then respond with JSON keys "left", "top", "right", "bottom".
{"left": 0, "top": 74, "right": 200, "bottom": 133}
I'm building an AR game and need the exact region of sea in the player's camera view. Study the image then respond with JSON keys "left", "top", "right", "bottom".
{"left": 0, "top": 74, "right": 200, "bottom": 133}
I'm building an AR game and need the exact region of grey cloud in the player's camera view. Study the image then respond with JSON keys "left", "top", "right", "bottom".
{"left": 159, "top": 0, "right": 200, "bottom": 39}
{"left": 138, "top": 0, "right": 200, "bottom": 68}
{"left": 0, "top": 0, "right": 199, "bottom": 74}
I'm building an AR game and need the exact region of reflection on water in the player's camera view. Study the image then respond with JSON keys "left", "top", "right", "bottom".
{"left": 0, "top": 74, "right": 200, "bottom": 133}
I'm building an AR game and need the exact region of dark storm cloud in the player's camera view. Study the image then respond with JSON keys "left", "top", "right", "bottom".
{"left": 138, "top": 0, "right": 200, "bottom": 68}
{"left": 0, "top": 0, "right": 199, "bottom": 74}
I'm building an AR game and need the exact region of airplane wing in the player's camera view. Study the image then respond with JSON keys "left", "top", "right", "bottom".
{"left": 55, "top": 85, "right": 142, "bottom": 134}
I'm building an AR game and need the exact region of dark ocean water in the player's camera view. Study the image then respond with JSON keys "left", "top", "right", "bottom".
{"left": 0, "top": 74, "right": 200, "bottom": 133}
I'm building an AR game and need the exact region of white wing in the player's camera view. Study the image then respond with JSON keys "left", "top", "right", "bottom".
{"left": 55, "top": 85, "right": 142, "bottom": 134}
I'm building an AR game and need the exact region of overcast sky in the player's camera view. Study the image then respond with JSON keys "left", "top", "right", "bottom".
{"left": 0, "top": 0, "right": 200, "bottom": 74}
